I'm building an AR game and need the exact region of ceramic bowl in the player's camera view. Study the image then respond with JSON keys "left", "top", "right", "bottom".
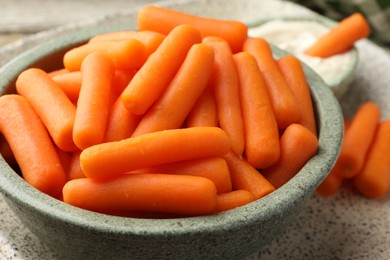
{"left": 248, "top": 16, "right": 359, "bottom": 99}
{"left": 0, "top": 24, "right": 343, "bottom": 260}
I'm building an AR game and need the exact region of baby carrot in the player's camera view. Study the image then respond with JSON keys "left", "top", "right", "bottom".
{"left": 73, "top": 52, "right": 114, "bottom": 150}
{"left": 15, "top": 68, "right": 78, "bottom": 152}
{"left": 206, "top": 40, "right": 245, "bottom": 156}
{"left": 233, "top": 52, "right": 280, "bottom": 169}
{"left": 89, "top": 30, "right": 165, "bottom": 56}
{"left": 0, "top": 135, "right": 16, "bottom": 164}
{"left": 223, "top": 152, "right": 275, "bottom": 199}
{"left": 48, "top": 68, "right": 68, "bottom": 77}
{"left": 354, "top": 121, "right": 390, "bottom": 198}
{"left": 0, "top": 95, "right": 65, "bottom": 197}
{"left": 51, "top": 69, "right": 136, "bottom": 102}
{"left": 63, "top": 39, "right": 147, "bottom": 71}
{"left": 131, "top": 43, "right": 214, "bottom": 136}
{"left": 111, "top": 69, "right": 137, "bottom": 96}
{"left": 137, "top": 5, "right": 248, "bottom": 53}
{"left": 262, "top": 124, "right": 319, "bottom": 189}
{"left": 51, "top": 71, "right": 81, "bottom": 102}
{"left": 63, "top": 173, "right": 218, "bottom": 216}
{"left": 316, "top": 168, "right": 343, "bottom": 196}
{"left": 333, "top": 102, "right": 380, "bottom": 179}
{"left": 67, "top": 150, "right": 86, "bottom": 180}
{"left": 80, "top": 127, "right": 231, "bottom": 180}
{"left": 306, "top": 13, "right": 370, "bottom": 58}
{"left": 277, "top": 55, "right": 317, "bottom": 136}
{"left": 243, "top": 37, "right": 300, "bottom": 129}
{"left": 215, "top": 190, "right": 255, "bottom": 213}
{"left": 185, "top": 82, "right": 218, "bottom": 127}
{"left": 132, "top": 157, "right": 232, "bottom": 194}
{"left": 104, "top": 97, "right": 141, "bottom": 142}
{"left": 121, "top": 24, "right": 202, "bottom": 115}
{"left": 316, "top": 119, "right": 351, "bottom": 196}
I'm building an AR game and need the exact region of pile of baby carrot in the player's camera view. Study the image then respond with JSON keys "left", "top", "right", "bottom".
{"left": 317, "top": 102, "right": 390, "bottom": 198}
{"left": 1, "top": 5, "right": 374, "bottom": 217}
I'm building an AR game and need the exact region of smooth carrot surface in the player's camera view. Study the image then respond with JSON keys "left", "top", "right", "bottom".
{"left": 111, "top": 69, "right": 137, "bottom": 97}
{"left": 306, "top": 13, "right": 370, "bottom": 58}
{"left": 15, "top": 68, "right": 77, "bottom": 152}
{"left": 354, "top": 121, "right": 390, "bottom": 198}
{"left": 186, "top": 81, "right": 218, "bottom": 127}
{"left": 316, "top": 167, "right": 343, "bottom": 196}
{"left": 121, "top": 24, "right": 202, "bottom": 115}
{"left": 215, "top": 190, "right": 254, "bottom": 213}
{"left": 67, "top": 150, "right": 86, "bottom": 181}
{"left": 132, "top": 157, "right": 232, "bottom": 194}
{"left": 63, "top": 39, "right": 147, "bottom": 71}
{"left": 234, "top": 52, "right": 280, "bottom": 168}
{"left": 132, "top": 43, "right": 214, "bottom": 136}
{"left": 80, "top": 127, "right": 231, "bottom": 180}
{"left": 89, "top": 30, "right": 165, "bottom": 56}
{"left": 333, "top": 102, "right": 380, "bottom": 179}
{"left": 137, "top": 5, "right": 248, "bottom": 53}
{"left": 262, "top": 124, "right": 319, "bottom": 189}
{"left": 73, "top": 52, "right": 114, "bottom": 150}
{"left": 277, "top": 55, "right": 317, "bottom": 136}
{"left": 63, "top": 173, "right": 218, "bottom": 216}
{"left": 206, "top": 40, "right": 245, "bottom": 156}
{"left": 0, "top": 95, "right": 65, "bottom": 197}
{"left": 223, "top": 152, "right": 275, "bottom": 199}
{"left": 243, "top": 38, "right": 300, "bottom": 129}
{"left": 51, "top": 71, "right": 81, "bottom": 102}
{"left": 104, "top": 97, "right": 141, "bottom": 142}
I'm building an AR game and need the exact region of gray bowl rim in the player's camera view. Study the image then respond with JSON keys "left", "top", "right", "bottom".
{"left": 0, "top": 22, "right": 343, "bottom": 238}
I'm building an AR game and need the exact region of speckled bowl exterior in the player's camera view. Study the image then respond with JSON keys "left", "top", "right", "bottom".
{"left": 247, "top": 16, "right": 359, "bottom": 100}
{"left": 0, "top": 23, "right": 343, "bottom": 259}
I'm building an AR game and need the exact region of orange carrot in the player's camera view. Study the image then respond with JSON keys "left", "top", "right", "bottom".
{"left": 48, "top": 68, "right": 69, "bottom": 77}
{"left": 0, "top": 135, "right": 16, "bottom": 164}
{"left": 121, "top": 24, "right": 202, "bottom": 115}
{"left": 185, "top": 81, "right": 218, "bottom": 127}
{"left": 131, "top": 43, "right": 214, "bottom": 136}
{"left": 15, "top": 68, "right": 78, "bottom": 152}
{"left": 0, "top": 95, "right": 66, "bottom": 197}
{"left": 223, "top": 152, "right": 275, "bottom": 199}
{"left": 67, "top": 150, "right": 86, "bottom": 180}
{"left": 333, "top": 102, "right": 380, "bottom": 179}
{"left": 316, "top": 168, "right": 344, "bottom": 196}
{"left": 243, "top": 38, "right": 300, "bottom": 129}
{"left": 233, "top": 52, "right": 280, "bottom": 168}
{"left": 73, "top": 52, "right": 114, "bottom": 150}
{"left": 63, "top": 39, "right": 147, "bottom": 71}
{"left": 306, "top": 13, "right": 370, "bottom": 58}
{"left": 51, "top": 71, "right": 81, "bottom": 102}
{"left": 51, "top": 69, "right": 136, "bottom": 102}
{"left": 354, "top": 120, "right": 390, "bottom": 198}
{"left": 89, "top": 30, "right": 165, "bottom": 56}
{"left": 132, "top": 157, "right": 232, "bottom": 194}
{"left": 137, "top": 5, "right": 248, "bottom": 53}
{"left": 277, "top": 55, "right": 317, "bottom": 136}
{"left": 104, "top": 97, "right": 141, "bottom": 142}
{"left": 206, "top": 40, "right": 245, "bottom": 156}
{"left": 316, "top": 119, "right": 351, "bottom": 196}
{"left": 80, "top": 127, "right": 231, "bottom": 180}
{"left": 63, "top": 173, "right": 218, "bottom": 216}
{"left": 262, "top": 124, "right": 319, "bottom": 189}
{"left": 111, "top": 69, "right": 137, "bottom": 96}
{"left": 215, "top": 190, "right": 254, "bottom": 213}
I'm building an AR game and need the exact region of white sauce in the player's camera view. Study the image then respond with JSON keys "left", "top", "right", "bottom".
{"left": 248, "top": 20, "right": 353, "bottom": 87}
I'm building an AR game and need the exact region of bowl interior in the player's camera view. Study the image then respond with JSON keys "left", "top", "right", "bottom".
{"left": 0, "top": 22, "right": 343, "bottom": 250}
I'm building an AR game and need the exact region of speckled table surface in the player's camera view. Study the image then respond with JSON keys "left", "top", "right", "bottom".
{"left": 1, "top": 0, "right": 390, "bottom": 259}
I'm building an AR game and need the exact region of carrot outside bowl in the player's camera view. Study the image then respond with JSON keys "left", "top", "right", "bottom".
{"left": 0, "top": 23, "right": 343, "bottom": 260}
